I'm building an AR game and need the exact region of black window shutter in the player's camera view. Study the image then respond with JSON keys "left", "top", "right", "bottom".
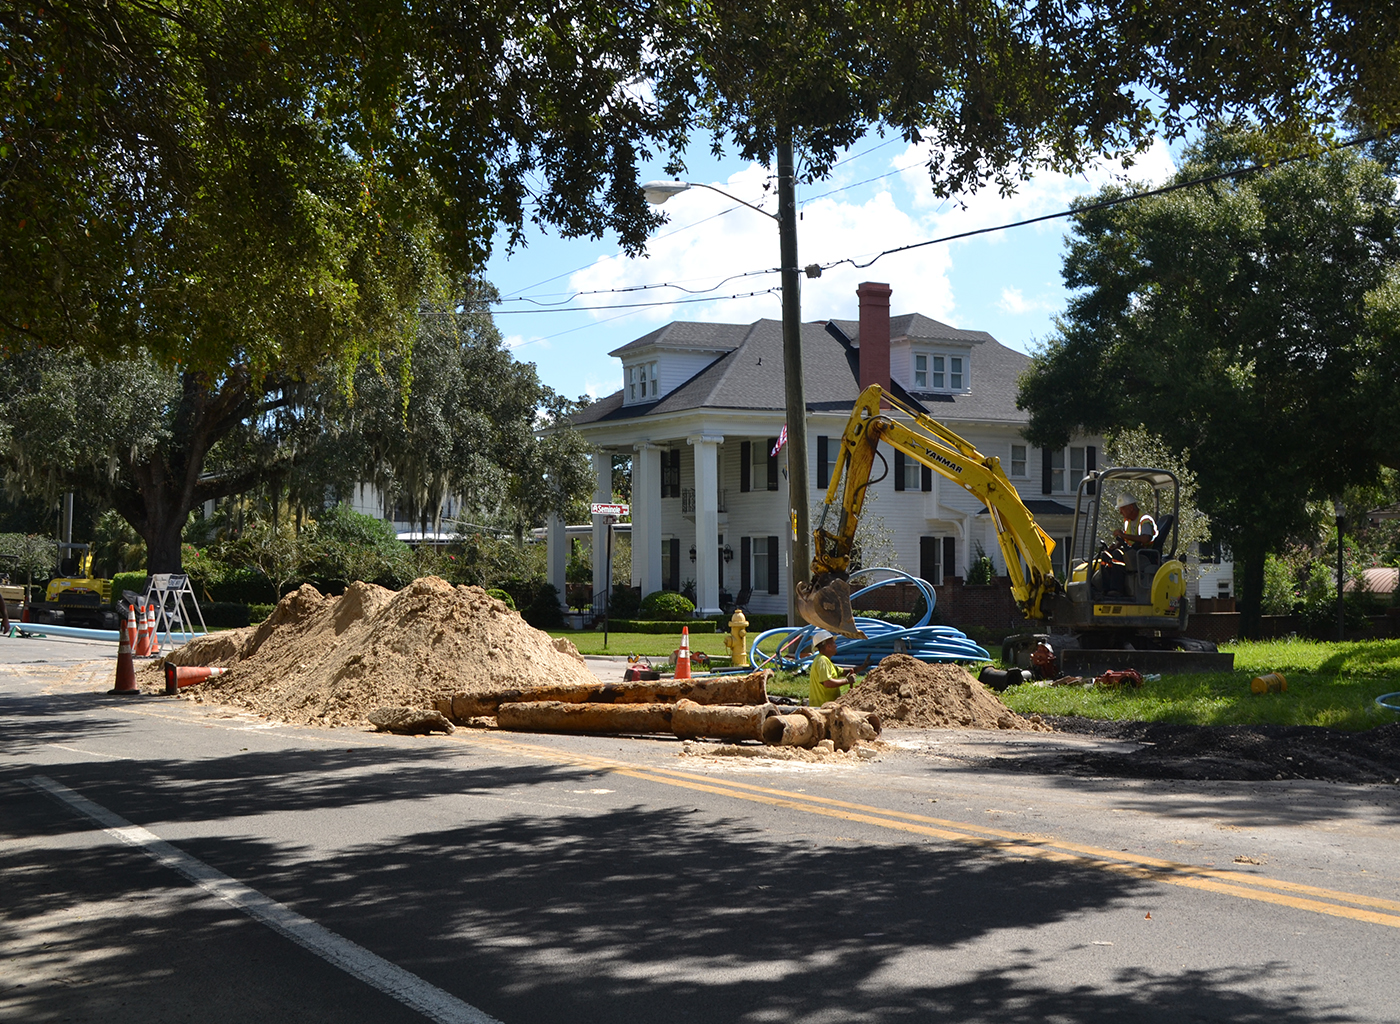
{"left": 817, "top": 435, "right": 829, "bottom": 489}
{"left": 741, "top": 537, "right": 751, "bottom": 592}
{"left": 921, "top": 464, "right": 933, "bottom": 492}
{"left": 894, "top": 451, "right": 906, "bottom": 491}
{"left": 669, "top": 538, "right": 680, "bottom": 591}
{"left": 740, "top": 441, "right": 751, "bottom": 493}
{"left": 766, "top": 439, "right": 779, "bottom": 491}
{"left": 1041, "top": 447, "right": 1053, "bottom": 495}
{"left": 766, "top": 536, "right": 780, "bottom": 593}
{"left": 943, "top": 537, "right": 957, "bottom": 581}
{"left": 671, "top": 450, "right": 681, "bottom": 498}
{"left": 920, "top": 536, "right": 937, "bottom": 583}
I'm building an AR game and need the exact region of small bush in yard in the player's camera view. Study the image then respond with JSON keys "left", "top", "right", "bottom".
{"left": 639, "top": 590, "right": 694, "bottom": 620}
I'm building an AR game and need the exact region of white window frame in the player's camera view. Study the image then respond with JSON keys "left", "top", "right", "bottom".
{"left": 1051, "top": 445, "right": 1087, "bottom": 492}
{"left": 753, "top": 536, "right": 770, "bottom": 592}
{"left": 1010, "top": 443, "right": 1027, "bottom": 478}
{"left": 911, "top": 349, "right": 969, "bottom": 393}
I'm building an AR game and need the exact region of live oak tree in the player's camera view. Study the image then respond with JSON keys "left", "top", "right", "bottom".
{"left": 1016, "top": 129, "right": 1400, "bottom": 636}
{"left": 0, "top": 294, "right": 592, "bottom": 573}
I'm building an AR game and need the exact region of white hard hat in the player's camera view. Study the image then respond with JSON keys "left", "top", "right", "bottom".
{"left": 1116, "top": 493, "right": 1138, "bottom": 510}
{"left": 810, "top": 629, "right": 835, "bottom": 646}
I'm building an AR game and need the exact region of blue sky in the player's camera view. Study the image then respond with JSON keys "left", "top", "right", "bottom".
{"left": 485, "top": 135, "right": 1178, "bottom": 403}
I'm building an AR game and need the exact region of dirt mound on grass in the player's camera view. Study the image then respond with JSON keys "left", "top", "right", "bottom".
{"left": 833, "top": 654, "right": 1050, "bottom": 731}
{"left": 142, "top": 577, "right": 596, "bottom": 727}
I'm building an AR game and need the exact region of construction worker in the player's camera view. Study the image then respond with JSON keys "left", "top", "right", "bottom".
{"left": 808, "top": 629, "right": 856, "bottom": 706}
{"left": 1115, "top": 494, "right": 1157, "bottom": 547}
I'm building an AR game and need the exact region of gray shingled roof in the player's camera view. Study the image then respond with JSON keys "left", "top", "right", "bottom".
{"left": 573, "top": 313, "right": 1031, "bottom": 427}
{"left": 608, "top": 320, "right": 752, "bottom": 358}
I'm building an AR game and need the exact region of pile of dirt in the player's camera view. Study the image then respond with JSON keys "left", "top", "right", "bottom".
{"left": 834, "top": 654, "right": 1050, "bottom": 731}
{"left": 141, "top": 577, "right": 597, "bottom": 727}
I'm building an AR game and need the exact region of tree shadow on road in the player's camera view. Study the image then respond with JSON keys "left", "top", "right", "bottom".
{"left": 3, "top": 771, "right": 1360, "bottom": 1024}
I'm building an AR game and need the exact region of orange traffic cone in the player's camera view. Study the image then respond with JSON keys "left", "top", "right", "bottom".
{"left": 675, "top": 626, "right": 691, "bottom": 680}
{"left": 147, "top": 605, "right": 160, "bottom": 655}
{"left": 133, "top": 605, "right": 149, "bottom": 657}
{"left": 109, "top": 632, "right": 139, "bottom": 695}
{"left": 125, "top": 605, "right": 138, "bottom": 652}
{"left": 163, "top": 664, "right": 228, "bottom": 694}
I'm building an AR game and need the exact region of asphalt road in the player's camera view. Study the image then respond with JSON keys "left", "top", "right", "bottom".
{"left": 2, "top": 634, "right": 1398, "bottom": 1023}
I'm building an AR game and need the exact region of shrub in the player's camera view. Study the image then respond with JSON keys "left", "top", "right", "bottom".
{"left": 1260, "top": 554, "right": 1296, "bottom": 616}
{"left": 523, "top": 582, "right": 565, "bottom": 629}
{"left": 111, "top": 571, "right": 149, "bottom": 602}
{"left": 206, "top": 566, "right": 278, "bottom": 605}
{"left": 486, "top": 587, "right": 516, "bottom": 609}
{"left": 639, "top": 590, "right": 694, "bottom": 620}
{"left": 608, "top": 585, "right": 641, "bottom": 618}
{"left": 200, "top": 602, "right": 251, "bottom": 628}
{"left": 966, "top": 542, "right": 995, "bottom": 586}
{"left": 248, "top": 603, "right": 276, "bottom": 624}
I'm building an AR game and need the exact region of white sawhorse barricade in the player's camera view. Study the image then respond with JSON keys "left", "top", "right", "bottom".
{"left": 140, "top": 573, "right": 209, "bottom": 644}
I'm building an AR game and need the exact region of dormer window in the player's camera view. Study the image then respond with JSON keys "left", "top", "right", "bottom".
{"left": 913, "top": 351, "right": 968, "bottom": 392}
{"left": 626, "top": 361, "right": 659, "bottom": 403}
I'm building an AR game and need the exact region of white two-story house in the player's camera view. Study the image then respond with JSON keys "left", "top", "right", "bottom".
{"left": 549, "top": 282, "right": 1104, "bottom": 618}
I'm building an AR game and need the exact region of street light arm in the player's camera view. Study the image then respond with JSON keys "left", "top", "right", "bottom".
{"left": 641, "top": 179, "right": 778, "bottom": 222}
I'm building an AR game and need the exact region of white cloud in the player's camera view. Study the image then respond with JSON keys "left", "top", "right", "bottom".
{"left": 569, "top": 163, "right": 956, "bottom": 330}
{"left": 997, "top": 287, "right": 1057, "bottom": 316}
{"left": 556, "top": 138, "right": 1179, "bottom": 352}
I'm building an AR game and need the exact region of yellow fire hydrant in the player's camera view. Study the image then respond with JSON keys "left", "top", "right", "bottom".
{"left": 723, "top": 608, "right": 750, "bottom": 669}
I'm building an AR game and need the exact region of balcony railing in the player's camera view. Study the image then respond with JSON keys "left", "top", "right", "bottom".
{"left": 681, "top": 488, "right": 727, "bottom": 517}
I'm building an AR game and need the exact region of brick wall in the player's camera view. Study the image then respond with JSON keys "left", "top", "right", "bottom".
{"left": 850, "top": 575, "right": 1027, "bottom": 630}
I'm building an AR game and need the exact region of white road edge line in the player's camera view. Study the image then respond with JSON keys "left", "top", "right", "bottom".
{"left": 25, "top": 775, "right": 502, "bottom": 1024}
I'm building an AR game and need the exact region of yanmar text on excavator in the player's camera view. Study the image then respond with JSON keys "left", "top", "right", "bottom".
{"left": 797, "top": 385, "right": 1232, "bottom": 678}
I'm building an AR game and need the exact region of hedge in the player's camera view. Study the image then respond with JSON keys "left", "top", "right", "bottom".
{"left": 705, "top": 612, "right": 789, "bottom": 632}
{"left": 606, "top": 619, "right": 717, "bottom": 634}
{"left": 200, "top": 602, "right": 251, "bottom": 628}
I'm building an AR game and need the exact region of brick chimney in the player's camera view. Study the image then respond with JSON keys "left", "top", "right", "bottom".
{"left": 857, "top": 281, "right": 892, "bottom": 396}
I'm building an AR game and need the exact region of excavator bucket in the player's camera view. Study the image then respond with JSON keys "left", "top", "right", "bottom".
{"left": 796, "top": 578, "right": 867, "bottom": 639}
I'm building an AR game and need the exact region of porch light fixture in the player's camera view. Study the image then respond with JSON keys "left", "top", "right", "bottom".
{"left": 689, "top": 545, "right": 697, "bottom": 562}
{"left": 722, "top": 544, "right": 734, "bottom": 563}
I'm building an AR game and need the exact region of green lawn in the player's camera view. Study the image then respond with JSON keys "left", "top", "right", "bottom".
{"left": 1000, "top": 638, "right": 1400, "bottom": 732}
{"left": 548, "top": 629, "right": 733, "bottom": 658}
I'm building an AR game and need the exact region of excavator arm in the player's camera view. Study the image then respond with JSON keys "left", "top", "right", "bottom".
{"left": 799, "top": 385, "right": 1061, "bottom": 638}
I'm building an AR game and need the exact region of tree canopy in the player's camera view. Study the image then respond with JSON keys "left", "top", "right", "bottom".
{"left": 8, "top": 1, "right": 1400, "bottom": 371}
{"left": 1016, "top": 128, "right": 1400, "bottom": 634}
{"left": 0, "top": 289, "right": 591, "bottom": 572}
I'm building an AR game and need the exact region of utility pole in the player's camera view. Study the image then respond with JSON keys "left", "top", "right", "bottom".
{"left": 1335, "top": 500, "right": 1345, "bottom": 642}
{"left": 777, "top": 131, "right": 810, "bottom": 627}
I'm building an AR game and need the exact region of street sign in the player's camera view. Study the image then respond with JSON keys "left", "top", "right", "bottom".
{"left": 591, "top": 503, "right": 630, "bottom": 517}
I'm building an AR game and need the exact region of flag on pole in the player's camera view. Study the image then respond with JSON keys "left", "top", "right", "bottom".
{"left": 771, "top": 425, "right": 788, "bottom": 457}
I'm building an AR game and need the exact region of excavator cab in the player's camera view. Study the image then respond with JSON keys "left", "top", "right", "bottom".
{"left": 1066, "top": 468, "right": 1186, "bottom": 625}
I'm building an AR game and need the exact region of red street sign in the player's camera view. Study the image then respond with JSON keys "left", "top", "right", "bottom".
{"left": 591, "top": 503, "right": 630, "bottom": 517}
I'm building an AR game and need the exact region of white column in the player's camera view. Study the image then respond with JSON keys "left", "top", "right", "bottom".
{"left": 546, "top": 512, "right": 567, "bottom": 610}
{"left": 689, "top": 434, "right": 724, "bottom": 616}
{"left": 632, "top": 443, "right": 663, "bottom": 596}
{"left": 591, "top": 451, "right": 611, "bottom": 600}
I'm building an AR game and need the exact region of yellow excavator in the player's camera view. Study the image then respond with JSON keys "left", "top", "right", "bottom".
{"left": 797, "top": 385, "right": 1231, "bottom": 676}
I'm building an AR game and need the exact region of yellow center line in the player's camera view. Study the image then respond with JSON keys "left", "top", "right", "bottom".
{"left": 98, "top": 706, "right": 1400, "bottom": 930}
{"left": 461, "top": 731, "right": 1400, "bottom": 929}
